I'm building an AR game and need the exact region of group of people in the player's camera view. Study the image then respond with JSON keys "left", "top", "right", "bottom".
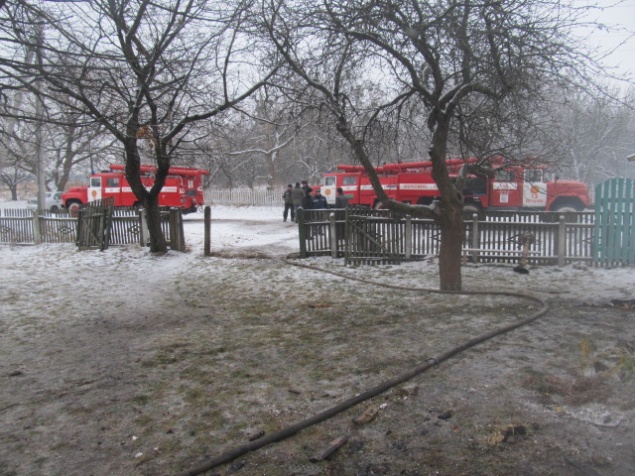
{"left": 282, "top": 180, "right": 348, "bottom": 222}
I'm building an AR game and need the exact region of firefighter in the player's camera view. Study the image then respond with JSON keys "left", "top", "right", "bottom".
{"left": 291, "top": 182, "right": 304, "bottom": 223}
{"left": 312, "top": 188, "right": 328, "bottom": 209}
{"left": 301, "top": 187, "right": 314, "bottom": 210}
{"left": 300, "top": 188, "right": 314, "bottom": 239}
{"left": 335, "top": 187, "right": 348, "bottom": 240}
{"left": 335, "top": 187, "right": 348, "bottom": 209}
{"left": 282, "top": 184, "right": 294, "bottom": 222}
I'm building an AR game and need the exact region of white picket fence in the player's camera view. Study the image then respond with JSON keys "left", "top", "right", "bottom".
{"left": 204, "top": 188, "right": 284, "bottom": 207}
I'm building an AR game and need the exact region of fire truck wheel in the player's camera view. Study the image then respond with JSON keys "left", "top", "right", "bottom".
{"left": 67, "top": 201, "right": 81, "bottom": 217}
{"left": 373, "top": 201, "right": 385, "bottom": 210}
{"left": 553, "top": 204, "right": 578, "bottom": 213}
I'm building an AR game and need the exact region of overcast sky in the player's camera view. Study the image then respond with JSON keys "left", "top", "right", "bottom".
{"left": 582, "top": 0, "right": 635, "bottom": 82}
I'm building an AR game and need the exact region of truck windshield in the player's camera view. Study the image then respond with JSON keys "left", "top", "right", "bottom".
{"left": 524, "top": 170, "right": 543, "bottom": 183}
{"left": 495, "top": 170, "right": 515, "bottom": 181}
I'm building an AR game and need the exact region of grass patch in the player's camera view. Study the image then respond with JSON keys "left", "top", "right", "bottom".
{"left": 602, "top": 342, "right": 635, "bottom": 381}
{"left": 130, "top": 394, "right": 151, "bottom": 406}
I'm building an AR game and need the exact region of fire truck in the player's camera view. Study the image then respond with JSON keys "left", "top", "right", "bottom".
{"left": 107, "top": 164, "right": 209, "bottom": 208}
{"left": 62, "top": 165, "right": 209, "bottom": 214}
{"left": 320, "top": 157, "right": 591, "bottom": 213}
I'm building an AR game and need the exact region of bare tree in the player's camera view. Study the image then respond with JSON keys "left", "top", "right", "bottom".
{"left": 0, "top": 163, "right": 30, "bottom": 200}
{"left": 198, "top": 96, "right": 353, "bottom": 188}
{"left": 551, "top": 87, "right": 635, "bottom": 186}
{"left": 0, "top": 0, "right": 276, "bottom": 252}
{"left": 1, "top": 88, "right": 118, "bottom": 192}
{"left": 264, "top": 0, "right": 603, "bottom": 290}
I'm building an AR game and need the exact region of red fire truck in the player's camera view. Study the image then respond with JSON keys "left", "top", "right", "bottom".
{"left": 62, "top": 165, "right": 209, "bottom": 213}
{"left": 107, "top": 164, "right": 209, "bottom": 207}
{"left": 320, "top": 157, "right": 591, "bottom": 213}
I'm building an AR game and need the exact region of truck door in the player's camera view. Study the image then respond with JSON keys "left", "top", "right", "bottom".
{"left": 521, "top": 169, "right": 547, "bottom": 208}
{"left": 88, "top": 176, "right": 102, "bottom": 203}
{"left": 342, "top": 175, "right": 360, "bottom": 205}
{"left": 321, "top": 175, "right": 337, "bottom": 206}
{"left": 104, "top": 176, "right": 121, "bottom": 205}
{"left": 489, "top": 169, "right": 522, "bottom": 208}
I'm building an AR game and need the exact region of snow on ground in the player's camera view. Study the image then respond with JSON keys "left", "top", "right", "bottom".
{"left": 1, "top": 203, "right": 634, "bottom": 309}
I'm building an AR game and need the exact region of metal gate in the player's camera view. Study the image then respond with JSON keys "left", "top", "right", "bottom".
{"left": 76, "top": 197, "right": 115, "bottom": 250}
{"left": 593, "top": 178, "right": 635, "bottom": 266}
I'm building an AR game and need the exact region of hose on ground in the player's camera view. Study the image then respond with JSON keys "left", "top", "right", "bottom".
{"left": 173, "top": 255, "right": 550, "bottom": 476}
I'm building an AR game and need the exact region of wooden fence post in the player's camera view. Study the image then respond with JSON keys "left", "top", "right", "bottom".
{"left": 169, "top": 208, "right": 183, "bottom": 251}
{"left": 329, "top": 212, "right": 337, "bottom": 258}
{"left": 98, "top": 211, "right": 107, "bottom": 251}
{"left": 557, "top": 215, "right": 566, "bottom": 267}
{"left": 204, "top": 206, "right": 211, "bottom": 256}
{"left": 298, "top": 208, "right": 307, "bottom": 258}
{"left": 32, "top": 211, "right": 41, "bottom": 245}
{"left": 139, "top": 208, "right": 149, "bottom": 246}
{"left": 471, "top": 213, "right": 479, "bottom": 263}
{"left": 405, "top": 215, "right": 412, "bottom": 260}
{"left": 179, "top": 210, "right": 185, "bottom": 250}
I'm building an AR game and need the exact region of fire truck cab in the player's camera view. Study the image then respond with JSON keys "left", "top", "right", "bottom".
{"left": 463, "top": 163, "right": 590, "bottom": 213}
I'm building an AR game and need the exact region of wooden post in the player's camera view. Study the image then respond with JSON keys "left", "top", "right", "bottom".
{"left": 169, "top": 208, "right": 183, "bottom": 251}
{"left": 329, "top": 212, "right": 337, "bottom": 258}
{"left": 298, "top": 208, "right": 307, "bottom": 258}
{"left": 405, "top": 215, "right": 412, "bottom": 260}
{"left": 139, "top": 208, "right": 149, "bottom": 247}
{"left": 309, "top": 435, "right": 349, "bottom": 462}
{"left": 99, "top": 211, "right": 106, "bottom": 251}
{"left": 204, "top": 205, "right": 211, "bottom": 256}
{"left": 179, "top": 209, "right": 185, "bottom": 251}
{"left": 557, "top": 215, "right": 566, "bottom": 267}
{"left": 471, "top": 213, "right": 479, "bottom": 263}
{"left": 32, "top": 211, "right": 41, "bottom": 245}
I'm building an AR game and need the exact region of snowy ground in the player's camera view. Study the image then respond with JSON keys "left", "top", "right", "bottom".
{"left": 1, "top": 202, "right": 634, "bottom": 305}
{"left": 1, "top": 203, "right": 635, "bottom": 476}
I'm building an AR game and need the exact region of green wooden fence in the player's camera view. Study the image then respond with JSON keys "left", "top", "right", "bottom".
{"left": 593, "top": 178, "right": 635, "bottom": 267}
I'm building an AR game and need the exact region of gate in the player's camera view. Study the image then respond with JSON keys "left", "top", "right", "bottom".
{"left": 76, "top": 197, "right": 115, "bottom": 250}
{"left": 345, "top": 213, "right": 403, "bottom": 266}
{"left": 593, "top": 178, "right": 635, "bottom": 266}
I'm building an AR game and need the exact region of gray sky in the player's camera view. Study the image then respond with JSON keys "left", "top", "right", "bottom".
{"left": 583, "top": 0, "right": 635, "bottom": 82}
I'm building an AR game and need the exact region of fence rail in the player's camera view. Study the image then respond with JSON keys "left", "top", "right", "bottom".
{"left": 0, "top": 208, "right": 177, "bottom": 248}
{"left": 299, "top": 209, "right": 596, "bottom": 266}
{"left": 0, "top": 206, "right": 605, "bottom": 266}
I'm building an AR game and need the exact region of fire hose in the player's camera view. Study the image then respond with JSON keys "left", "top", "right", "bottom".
{"left": 173, "top": 255, "right": 550, "bottom": 476}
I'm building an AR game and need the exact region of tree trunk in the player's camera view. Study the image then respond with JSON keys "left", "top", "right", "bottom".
{"left": 438, "top": 206, "right": 463, "bottom": 291}
{"left": 265, "top": 150, "right": 276, "bottom": 190}
{"left": 429, "top": 117, "right": 464, "bottom": 291}
{"left": 124, "top": 136, "right": 168, "bottom": 254}
{"left": 145, "top": 195, "right": 167, "bottom": 253}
